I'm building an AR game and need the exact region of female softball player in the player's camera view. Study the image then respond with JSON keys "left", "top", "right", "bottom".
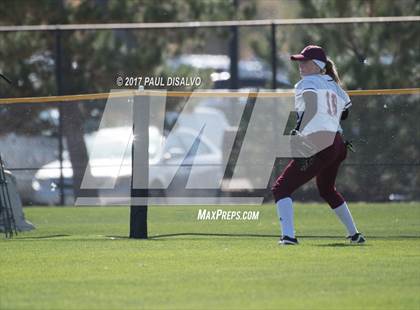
{"left": 271, "top": 45, "right": 365, "bottom": 245}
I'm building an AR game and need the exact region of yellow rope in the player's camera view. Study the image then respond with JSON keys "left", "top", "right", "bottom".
{"left": 0, "top": 88, "right": 419, "bottom": 105}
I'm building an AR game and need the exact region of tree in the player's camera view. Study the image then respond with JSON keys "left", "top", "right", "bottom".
{"left": 0, "top": 0, "right": 256, "bottom": 203}
{"left": 288, "top": 0, "right": 420, "bottom": 200}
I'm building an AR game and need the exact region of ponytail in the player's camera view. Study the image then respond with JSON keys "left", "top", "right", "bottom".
{"left": 325, "top": 58, "right": 341, "bottom": 84}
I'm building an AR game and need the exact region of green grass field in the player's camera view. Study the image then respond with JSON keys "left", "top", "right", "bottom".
{"left": 1, "top": 203, "right": 420, "bottom": 310}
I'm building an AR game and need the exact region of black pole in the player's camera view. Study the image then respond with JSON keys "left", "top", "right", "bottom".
{"left": 229, "top": 0, "right": 239, "bottom": 90}
{"left": 54, "top": 29, "right": 65, "bottom": 206}
{"left": 129, "top": 204, "right": 148, "bottom": 239}
{"left": 229, "top": 25, "right": 239, "bottom": 90}
{"left": 129, "top": 93, "right": 149, "bottom": 239}
{"left": 271, "top": 23, "right": 277, "bottom": 90}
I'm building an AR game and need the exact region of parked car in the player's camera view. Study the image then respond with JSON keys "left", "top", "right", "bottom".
{"left": 168, "top": 54, "right": 291, "bottom": 89}
{"left": 31, "top": 125, "right": 222, "bottom": 205}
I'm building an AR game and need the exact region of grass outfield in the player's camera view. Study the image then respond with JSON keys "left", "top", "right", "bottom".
{"left": 1, "top": 203, "right": 420, "bottom": 310}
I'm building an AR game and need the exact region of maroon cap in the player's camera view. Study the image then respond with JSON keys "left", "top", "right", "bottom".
{"left": 290, "top": 45, "right": 327, "bottom": 63}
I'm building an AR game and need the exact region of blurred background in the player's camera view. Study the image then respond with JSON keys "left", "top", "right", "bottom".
{"left": 0, "top": 0, "right": 419, "bottom": 205}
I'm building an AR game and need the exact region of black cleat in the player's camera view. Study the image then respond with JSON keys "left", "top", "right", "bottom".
{"left": 347, "top": 232, "right": 366, "bottom": 244}
{"left": 279, "top": 235, "right": 299, "bottom": 245}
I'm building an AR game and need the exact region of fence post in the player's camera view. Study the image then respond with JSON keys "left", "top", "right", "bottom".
{"left": 130, "top": 93, "right": 149, "bottom": 239}
{"left": 271, "top": 23, "right": 277, "bottom": 90}
{"left": 229, "top": 24, "right": 239, "bottom": 90}
{"left": 54, "top": 29, "right": 65, "bottom": 206}
{"left": 229, "top": 0, "right": 239, "bottom": 90}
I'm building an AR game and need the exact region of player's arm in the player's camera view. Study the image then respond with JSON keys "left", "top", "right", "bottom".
{"left": 299, "top": 91, "right": 317, "bottom": 131}
{"left": 341, "top": 98, "right": 352, "bottom": 120}
{"left": 341, "top": 108, "right": 350, "bottom": 120}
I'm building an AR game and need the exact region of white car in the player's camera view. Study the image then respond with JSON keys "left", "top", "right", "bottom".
{"left": 31, "top": 126, "right": 222, "bottom": 205}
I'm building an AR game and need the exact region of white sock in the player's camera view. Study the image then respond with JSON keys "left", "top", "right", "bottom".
{"left": 276, "top": 197, "right": 295, "bottom": 238}
{"left": 334, "top": 202, "right": 358, "bottom": 236}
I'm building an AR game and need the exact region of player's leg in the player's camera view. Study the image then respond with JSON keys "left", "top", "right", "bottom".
{"left": 316, "top": 138, "right": 365, "bottom": 243}
{"left": 271, "top": 158, "right": 328, "bottom": 244}
{"left": 316, "top": 163, "right": 359, "bottom": 233}
{"left": 272, "top": 161, "right": 302, "bottom": 244}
